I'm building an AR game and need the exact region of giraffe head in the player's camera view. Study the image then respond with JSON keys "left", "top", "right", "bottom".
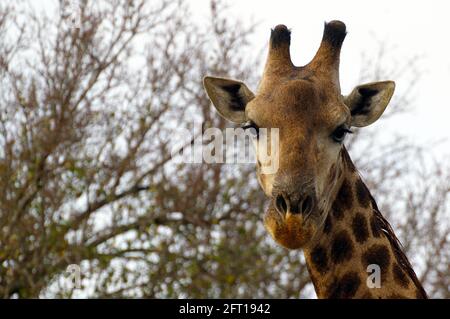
{"left": 203, "top": 21, "right": 395, "bottom": 249}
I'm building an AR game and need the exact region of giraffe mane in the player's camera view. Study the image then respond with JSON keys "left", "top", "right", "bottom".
{"left": 365, "top": 182, "right": 428, "bottom": 298}
{"left": 341, "top": 147, "right": 427, "bottom": 298}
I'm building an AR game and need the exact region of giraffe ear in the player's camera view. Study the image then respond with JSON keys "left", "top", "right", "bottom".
{"left": 345, "top": 81, "right": 395, "bottom": 127}
{"left": 203, "top": 76, "right": 255, "bottom": 124}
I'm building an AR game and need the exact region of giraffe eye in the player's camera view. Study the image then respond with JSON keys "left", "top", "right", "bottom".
{"left": 331, "top": 125, "right": 352, "bottom": 143}
{"left": 242, "top": 120, "right": 259, "bottom": 138}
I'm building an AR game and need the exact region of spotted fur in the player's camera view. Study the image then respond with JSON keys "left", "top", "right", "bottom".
{"left": 330, "top": 231, "right": 354, "bottom": 264}
{"left": 332, "top": 179, "right": 353, "bottom": 220}
{"left": 310, "top": 245, "right": 329, "bottom": 274}
{"left": 351, "top": 212, "right": 369, "bottom": 243}
{"left": 328, "top": 272, "right": 361, "bottom": 299}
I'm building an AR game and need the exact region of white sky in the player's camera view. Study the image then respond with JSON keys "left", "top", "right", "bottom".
{"left": 193, "top": 0, "right": 450, "bottom": 158}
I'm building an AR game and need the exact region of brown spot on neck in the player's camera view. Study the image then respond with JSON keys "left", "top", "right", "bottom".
{"left": 351, "top": 212, "right": 369, "bottom": 243}
{"left": 327, "top": 271, "right": 361, "bottom": 299}
{"left": 355, "top": 178, "right": 371, "bottom": 208}
{"left": 310, "top": 245, "right": 329, "bottom": 274}
{"left": 330, "top": 230, "right": 354, "bottom": 264}
{"left": 331, "top": 178, "right": 353, "bottom": 220}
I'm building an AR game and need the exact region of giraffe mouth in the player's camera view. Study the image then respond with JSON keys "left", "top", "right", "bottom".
{"left": 264, "top": 199, "right": 317, "bottom": 249}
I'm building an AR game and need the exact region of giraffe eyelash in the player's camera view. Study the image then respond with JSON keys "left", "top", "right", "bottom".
{"left": 331, "top": 125, "right": 352, "bottom": 143}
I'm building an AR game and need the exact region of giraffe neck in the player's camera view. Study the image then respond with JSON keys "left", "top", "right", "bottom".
{"left": 303, "top": 148, "right": 427, "bottom": 299}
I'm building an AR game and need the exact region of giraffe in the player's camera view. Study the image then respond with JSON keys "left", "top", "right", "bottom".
{"left": 203, "top": 21, "right": 427, "bottom": 299}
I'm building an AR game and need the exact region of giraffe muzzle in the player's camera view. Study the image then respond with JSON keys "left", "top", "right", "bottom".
{"left": 274, "top": 192, "right": 315, "bottom": 218}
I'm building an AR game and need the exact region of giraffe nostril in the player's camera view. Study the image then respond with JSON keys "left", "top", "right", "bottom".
{"left": 300, "top": 196, "right": 314, "bottom": 215}
{"left": 275, "top": 194, "right": 288, "bottom": 215}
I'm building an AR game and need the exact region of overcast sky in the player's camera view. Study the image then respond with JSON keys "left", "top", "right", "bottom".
{"left": 193, "top": 0, "right": 450, "bottom": 158}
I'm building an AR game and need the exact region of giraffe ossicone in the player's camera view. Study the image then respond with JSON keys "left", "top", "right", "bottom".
{"left": 203, "top": 21, "right": 427, "bottom": 299}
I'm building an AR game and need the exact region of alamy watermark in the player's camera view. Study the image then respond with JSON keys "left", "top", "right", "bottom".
{"left": 171, "top": 120, "right": 280, "bottom": 174}
{"left": 367, "top": 264, "right": 381, "bottom": 289}
{"left": 66, "top": 264, "right": 81, "bottom": 290}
